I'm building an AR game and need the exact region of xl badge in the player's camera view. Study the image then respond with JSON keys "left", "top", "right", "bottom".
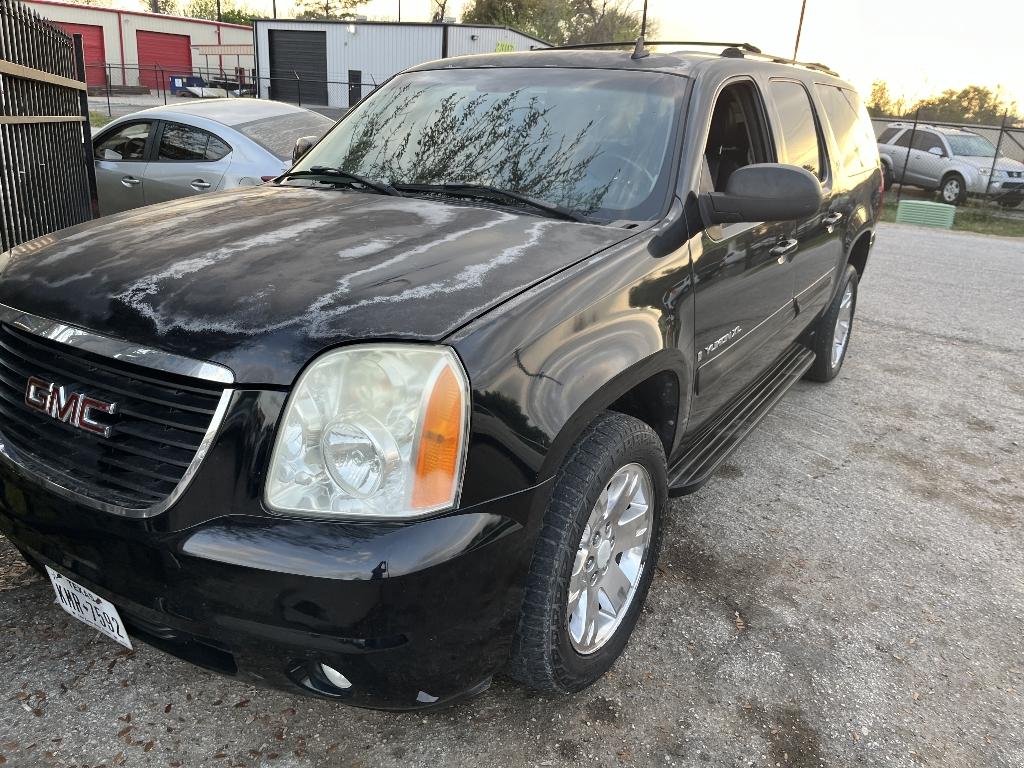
{"left": 24, "top": 376, "right": 117, "bottom": 437}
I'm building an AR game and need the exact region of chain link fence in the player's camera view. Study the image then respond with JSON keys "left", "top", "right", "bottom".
{"left": 87, "top": 64, "right": 362, "bottom": 123}
{"left": 871, "top": 110, "right": 1024, "bottom": 235}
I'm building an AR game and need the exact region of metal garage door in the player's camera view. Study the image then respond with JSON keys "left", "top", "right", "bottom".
{"left": 269, "top": 30, "right": 327, "bottom": 106}
{"left": 54, "top": 23, "right": 106, "bottom": 86}
{"left": 136, "top": 30, "right": 192, "bottom": 89}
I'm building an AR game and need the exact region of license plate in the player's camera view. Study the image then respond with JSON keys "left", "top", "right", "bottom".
{"left": 45, "top": 565, "right": 133, "bottom": 650}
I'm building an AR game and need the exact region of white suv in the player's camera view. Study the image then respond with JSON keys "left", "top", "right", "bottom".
{"left": 877, "top": 123, "right": 1024, "bottom": 207}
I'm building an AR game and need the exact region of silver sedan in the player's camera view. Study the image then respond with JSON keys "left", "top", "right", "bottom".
{"left": 92, "top": 99, "right": 335, "bottom": 216}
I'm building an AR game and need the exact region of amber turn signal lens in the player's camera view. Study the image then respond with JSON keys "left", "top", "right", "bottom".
{"left": 412, "top": 364, "right": 465, "bottom": 509}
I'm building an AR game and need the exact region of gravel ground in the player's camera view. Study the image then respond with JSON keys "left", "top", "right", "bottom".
{"left": 2, "top": 222, "right": 1022, "bottom": 768}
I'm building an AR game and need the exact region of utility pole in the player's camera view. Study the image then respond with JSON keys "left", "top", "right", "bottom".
{"left": 272, "top": 0, "right": 277, "bottom": 17}
{"left": 216, "top": 0, "right": 222, "bottom": 21}
{"left": 792, "top": 0, "right": 807, "bottom": 61}
{"left": 398, "top": 0, "right": 401, "bottom": 22}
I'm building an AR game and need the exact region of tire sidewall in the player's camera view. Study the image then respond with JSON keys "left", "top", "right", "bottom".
{"left": 941, "top": 173, "right": 966, "bottom": 205}
{"left": 549, "top": 430, "right": 667, "bottom": 691}
{"left": 828, "top": 267, "right": 859, "bottom": 375}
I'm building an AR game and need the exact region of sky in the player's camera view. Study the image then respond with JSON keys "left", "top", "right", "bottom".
{"left": 124, "top": 0, "right": 1024, "bottom": 107}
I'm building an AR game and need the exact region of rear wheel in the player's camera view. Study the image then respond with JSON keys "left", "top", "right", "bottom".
{"left": 509, "top": 412, "right": 666, "bottom": 693}
{"left": 805, "top": 265, "right": 858, "bottom": 382}
{"left": 881, "top": 162, "right": 894, "bottom": 191}
{"left": 940, "top": 173, "right": 967, "bottom": 205}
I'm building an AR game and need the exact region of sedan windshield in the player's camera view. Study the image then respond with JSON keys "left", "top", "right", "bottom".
{"left": 946, "top": 133, "right": 997, "bottom": 158}
{"left": 291, "top": 68, "right": 683, "bottom": 222}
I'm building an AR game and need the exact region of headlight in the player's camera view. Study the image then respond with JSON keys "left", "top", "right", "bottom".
{"left": 265, "top": 345, "right": 470, "bottom": 519}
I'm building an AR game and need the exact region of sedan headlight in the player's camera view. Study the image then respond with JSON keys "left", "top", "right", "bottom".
{"left": 266, "top": 345, "right": 470, "bottom": 519}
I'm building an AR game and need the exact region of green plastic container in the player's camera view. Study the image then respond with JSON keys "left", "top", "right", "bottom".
{"left": 895, "top": 200, "right": 956, "bottom": 229}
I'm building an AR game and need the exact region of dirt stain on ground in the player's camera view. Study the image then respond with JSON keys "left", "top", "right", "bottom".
{"left": 741, "top": 702, "right": 825, "bottom": 768}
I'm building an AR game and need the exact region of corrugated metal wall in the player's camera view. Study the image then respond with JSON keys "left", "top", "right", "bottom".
{"left": 255, "top": 21, "right": 545, "bottom": 108}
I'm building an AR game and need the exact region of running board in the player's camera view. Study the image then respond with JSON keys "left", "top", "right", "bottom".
{"left": 668, "top": 344, "right": 815, "bottom": 496}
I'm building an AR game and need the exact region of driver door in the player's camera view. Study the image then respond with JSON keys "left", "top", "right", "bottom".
{"left": 93, "top": 121, "right": 152, "bottom": 216}
{"left": 688, "top": 78, "right": 797, "bottom": 430}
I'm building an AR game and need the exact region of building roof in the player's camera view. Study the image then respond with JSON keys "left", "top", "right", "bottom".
{"left": 25, "top": 0, "right": 253, "bottom": 30}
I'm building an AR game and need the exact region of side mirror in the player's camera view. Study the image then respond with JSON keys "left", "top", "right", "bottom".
{"left": 292, "top": 135, "right": 318, "bottom": 164}
{"left": 699, "top": 164, "right": 823, "bottom": 226}
{"left": 927, "top": 146, "right": 945, "bottom": 157}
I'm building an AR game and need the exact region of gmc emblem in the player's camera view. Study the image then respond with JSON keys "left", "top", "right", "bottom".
{"left": 24, "top": 376, "right": 117, "bottom": 438}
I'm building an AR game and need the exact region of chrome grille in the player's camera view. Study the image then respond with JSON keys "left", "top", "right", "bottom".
{"left": 0, "top": 321, "right": 229, "bottom": 512}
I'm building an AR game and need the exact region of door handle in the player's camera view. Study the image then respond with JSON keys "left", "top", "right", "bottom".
{"left": 822, "top": 211, "right": 843, "bottom": 233}
{"left": 191, "top": 179, "right": 211, "bottom": 190}
{"left": 770, "top": 238, "right": 799, "bottom": 263}
{"left": 120, "top": 176, "right": 141, "bottom": 187}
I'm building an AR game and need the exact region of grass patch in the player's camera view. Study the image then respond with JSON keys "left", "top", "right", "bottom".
{"left": 882, "top": 200, "right": 1024, "bottom": 237}
{"left": 89, "top": 111, "right": 113, "bottom": 128}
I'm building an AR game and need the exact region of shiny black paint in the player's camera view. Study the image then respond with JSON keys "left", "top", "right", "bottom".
{"left": 0, "top": 51, "right": 880, "bottom": 709}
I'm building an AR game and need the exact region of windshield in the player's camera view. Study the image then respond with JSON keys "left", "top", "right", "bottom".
{"left": 946, "top": 133, "right": 997, "bottom": 158}
{"left": 237, "top": 111, "right": 336, "bottom": 161}
{"left": 292, "top": 68, "right": 683, "bottom": 222}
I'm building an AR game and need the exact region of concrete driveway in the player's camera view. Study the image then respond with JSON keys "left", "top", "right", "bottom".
{"left": 1, "top": 222, "right": 1022, "bottom": 768}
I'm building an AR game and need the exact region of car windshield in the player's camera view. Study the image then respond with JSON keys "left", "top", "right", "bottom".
{"left": 236, "top": 111, "right": 336, "bottom": 161}
{"left": 946, "top": 133, "right": 997, "bottom": 158}
{"left": 291, "top": 68, "right": 683, "bottom": 222}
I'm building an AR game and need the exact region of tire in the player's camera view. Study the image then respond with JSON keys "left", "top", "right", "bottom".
{"left": 881, "top": 162, "right": 894, "bottom": 191}
{"left": 508, "top": 412, "right": 667, "bottom": 693}
{"left": 805, "top": 264, "right": 859, "bottom": 383}
{"left": 940, "top": 173, "right": 967, "bottom": 205}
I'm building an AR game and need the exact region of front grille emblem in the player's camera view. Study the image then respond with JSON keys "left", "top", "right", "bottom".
{"left": 24, "top": 376, "right": 118, "bottom": 438}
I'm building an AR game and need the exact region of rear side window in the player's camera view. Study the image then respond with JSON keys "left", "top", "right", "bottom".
{"left": 769, "top": 80, "right": 824, "bottom": 180}
{"left": 158, "top": 122, "right": 232, "bottom": 162}
{"left": 911, "top": 130, "right": 945, "bottom": 155}
{"left": 894, "top": 131, "right": 912, "bottom": 148}
{"left": 814, "top": 85, "right": 880, "bottom": 175}
{"left": 877, "top": 126, "right": 901, "bottom": 144}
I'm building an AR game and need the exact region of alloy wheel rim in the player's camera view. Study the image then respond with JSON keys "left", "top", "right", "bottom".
{"left": 566, "top": 463, "right": 654, "bottom": 655}
{"left": 831, "top": 283, "right": 854, "bottom": 368}
{"left": 943, "top": 179, "right": 960, "bottom": 202}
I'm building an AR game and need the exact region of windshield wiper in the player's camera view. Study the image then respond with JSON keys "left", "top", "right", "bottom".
{"left": 393, "top": 182, "right": 589, "bottom": 223}
{"left": 278, "top": 167, "right": 402, "bottom": 197}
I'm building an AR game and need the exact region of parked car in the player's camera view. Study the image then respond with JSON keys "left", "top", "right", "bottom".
{"left": 877, "top": 122, "right": 1024, "bottom": 206}
{"left": 0, "top": 44, "right": 880, "bottom": 710}
{"left": 91, "top": 99, "right": 335, "bottom": 215}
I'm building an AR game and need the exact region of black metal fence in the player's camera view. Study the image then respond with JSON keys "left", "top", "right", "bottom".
{"left": 872, "top": 110, "right": 1024, "bottom": 232}
{"left": 0, "top": 0, "right": 95, "bottom": 253}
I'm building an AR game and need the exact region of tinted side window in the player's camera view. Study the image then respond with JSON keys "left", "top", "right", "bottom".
{"left": 158, "top": 122, "right": 231, "bottom": 162}
{"left": 912, "top": 130, "right": 945, "bottom": 154}
{"left": 877, "top": 126, "right": 901, "bottom": 144}
{"left": 94, "top": 122, "right": 150, "bottom": 161}
{"left": 769, "top": 80, "right": 824, "bottom": 180}
{"left": 894, "top": 130, "right": 911, "bottom": 148}
{"left": 815, "top": 85, "right": 880, "bottom": 175}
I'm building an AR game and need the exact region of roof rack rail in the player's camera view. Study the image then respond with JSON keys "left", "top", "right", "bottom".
{"left": 544, "top": 40, "right": 762, "bottom": 53}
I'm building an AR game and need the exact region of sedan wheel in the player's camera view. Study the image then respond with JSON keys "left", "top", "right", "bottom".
{"left": 941, "top": 175, "right": 966, "bottom": 205}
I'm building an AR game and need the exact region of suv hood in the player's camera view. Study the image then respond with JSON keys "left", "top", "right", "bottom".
{"left": 959, "top": 155, "right": 1024, "bottom": 173}
{"left": 0, "top": 186, "right": 626, "bottom": 385}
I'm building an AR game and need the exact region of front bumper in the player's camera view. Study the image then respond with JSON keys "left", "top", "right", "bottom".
{"left": 0, "top": 444, "right": 548, "bottom": 710}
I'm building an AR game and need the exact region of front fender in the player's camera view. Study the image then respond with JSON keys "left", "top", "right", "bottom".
{"left": 450, "top": 228, "right": 695, "bottom": 511}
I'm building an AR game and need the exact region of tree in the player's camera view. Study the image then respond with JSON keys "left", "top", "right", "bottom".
{"left": 431, "top": 0, "right": 449, "bottom": 22}
{"left": 184, "top": 0, "right": 265, "bottom": 24}
{"left": 461, "top": 0, "right": 651, "bottom": 45}
{"left": 909, "top": 85, "right": 1019, "bottom": 125}
{"left": 144, "top": 0, "right": 179, "bottom": 13}
{"left": 294, "top": 0, "right": 366, "bottom": 20}
{"left": 866, "top": 80, "right": 906, "bottom": 118}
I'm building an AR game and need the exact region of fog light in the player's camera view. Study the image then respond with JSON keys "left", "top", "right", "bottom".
{"left": 320, "top": 663, "right": 352, "bottom": 690}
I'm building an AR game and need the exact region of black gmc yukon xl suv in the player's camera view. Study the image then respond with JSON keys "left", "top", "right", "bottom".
{"left": 0, "top": 45, "right": 881, "bottom": 709}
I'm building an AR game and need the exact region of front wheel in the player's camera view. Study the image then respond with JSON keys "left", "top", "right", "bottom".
{"left": 940, "top": 173, "right": 967, "bottom": 205}
{"left": 508, "top": 412, "right": 666, "bottom": 693}
{"left": 805, "top": 265, "right": 859, "bottom": 382}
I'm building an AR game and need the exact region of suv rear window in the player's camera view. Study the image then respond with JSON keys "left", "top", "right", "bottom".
{"left": 815, "top": 84, "right": 879, "bottom": 176}
{"left": 877, "top": 126, "right": 901, "bottom": 144}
